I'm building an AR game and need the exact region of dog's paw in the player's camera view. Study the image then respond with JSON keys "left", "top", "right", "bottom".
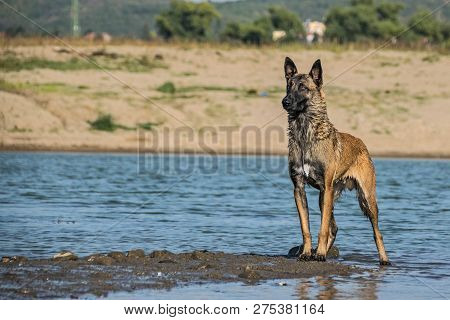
{"left": 297, "top": 253, "right": 313, "bottom": 261}
{"left": 379, "top": 260, "right": 391, "bottom": 266}
{"left": 314, "top": 253, "right": 326, "bottom": 262}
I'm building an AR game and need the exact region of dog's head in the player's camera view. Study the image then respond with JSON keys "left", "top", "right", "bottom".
{"left": 282, "top": 57, "right": 323, "bottom": 115}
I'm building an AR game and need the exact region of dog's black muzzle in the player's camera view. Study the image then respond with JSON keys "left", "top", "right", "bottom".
{"left": 282, "top": 97, "right": 292, "bottom": 110}
{"left": 282, "top": 96, "right": 306, "bottom": 113}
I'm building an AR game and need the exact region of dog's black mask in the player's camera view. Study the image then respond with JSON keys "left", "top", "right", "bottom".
{"left": 282, "top": 57, "right": 323, "bottom": 116}
{"left": 282, "top": 80, "right": 307, "bottom": 113}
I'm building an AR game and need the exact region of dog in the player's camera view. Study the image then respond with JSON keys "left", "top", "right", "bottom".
{"left": 282, "top": 57, "right": 390, "bottom": 265}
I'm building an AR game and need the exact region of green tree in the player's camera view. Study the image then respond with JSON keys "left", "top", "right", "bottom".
{"left": 241, "top": 23, "right": 269, "bottom": 45}
{"left": 268, "top": 6, "right": 305, "bottom": 41}
{"left": 220, "top": 15, "right": 273, "bottom": 45}
{"left": 373, "top": 2, "right": 404, "bottom": 38}
{"left": 325, "top": 1, "right": 404, "bottom": 42}
{"left": 442, "top": 22, "right": 450, "bottom": 40}
{"left": 408, "top": 10, "right": 444, "bottom": 42}
{"left": 155, "top": 0, "right": 220, "bottom": 41}
{"left": 376, "top": 2, "right": 403, "bottom": 21}
{"left": 221, "top": 19, "right": 272, "bottom": 45}
{"left": 221, "top": 6, "right": 304, "bottom": 45}
{"left": 325, "top": 6, "right": 374, "bottom": 42}
{"left": 252, "top": 16, "right": 274, "bottom": 42}
{"left": 221, "top": 22, "right": 243, "bottom": 42}
{"left": 350, "top": 0, "right": 374, "bottom": 6}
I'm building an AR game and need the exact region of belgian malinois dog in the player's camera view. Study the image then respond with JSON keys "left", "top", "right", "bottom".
{"left": 282, "top": 57, "right": 390, "bottom": 265}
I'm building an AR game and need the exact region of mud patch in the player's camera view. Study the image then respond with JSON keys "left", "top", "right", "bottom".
{"left": 0, "top": 249, "right": 362, "bottom": 299}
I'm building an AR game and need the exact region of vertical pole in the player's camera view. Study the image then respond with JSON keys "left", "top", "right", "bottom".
{"left": 71, "top": 0, "right": 80, "bottom": 37}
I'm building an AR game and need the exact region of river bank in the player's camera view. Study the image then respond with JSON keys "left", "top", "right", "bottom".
{"left": 0, "top": 248, "right": 358, "bottom": 299}
{"left": 1, "top": 44, "right": 449, "bottom": 157}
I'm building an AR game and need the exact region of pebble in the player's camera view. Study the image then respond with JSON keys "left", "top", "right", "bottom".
{"left": 127, "top": 249, "right": 146, "bottom": 259}
{"left": 3, "top": 256, "right": 31, "bottom": 263}
{"left": 107, "top": 251, "right": 127, "bottom": 262}
{"left": 239, "top": 269, "right": 261, "bottom": 280}
{"left": 158, "top": 259, "right": 176, "bottom": 264}
{"left": 53, "top": 251, "right": 78, "bottom": 261}
{"left": 238, "top": 265, "right": 261, "bottom": 280}
{"left": 149, "top": 250, "right": 173, "bottom": 259}
{"left": 191, "top": 250, "right": 212, "bottom": 260}
{"left": 2, "top": 257, "right": 11, "bottom": 263}
{"left": 197, "top": 264, "right": 214, "bottom": 270}
{"left": 12, "top": 256, "right": 28, "bottom": 264}
{"left": 87, "top": 255, "right": 114, "bottom": 266}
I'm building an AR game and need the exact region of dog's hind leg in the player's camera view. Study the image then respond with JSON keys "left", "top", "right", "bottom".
{"left": 327, "top": 215, "right": 338, "bottom": 252}
{"left": 356, "top": 163, "right": 390, "bottom": 265}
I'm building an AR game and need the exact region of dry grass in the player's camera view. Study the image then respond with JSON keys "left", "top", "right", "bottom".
{"left": 2, "top": 36, "right": 450, "bottom": 53}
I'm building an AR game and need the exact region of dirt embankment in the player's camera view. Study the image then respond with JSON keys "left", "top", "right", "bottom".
{"left": 1, "top": 44, "right": 449, "bottom": 157}
{"left": 0, "top": 247, "right": 359, "bottom": 299}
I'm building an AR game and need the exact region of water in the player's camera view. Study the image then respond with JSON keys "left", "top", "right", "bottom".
{"left": 0, "top": 152, "right": 449, "bottom": 299}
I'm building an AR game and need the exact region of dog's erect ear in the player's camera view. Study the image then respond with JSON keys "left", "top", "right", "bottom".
{"left": 309, "top": 59, "right": 323, "bottom": 87}
{"left": 284, "top": 57, "right": 298, "bottom": 81}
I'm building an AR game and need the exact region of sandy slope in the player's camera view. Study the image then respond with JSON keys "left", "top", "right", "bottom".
{"left": 0, "top": 44, "right": 449, "bottom": 157}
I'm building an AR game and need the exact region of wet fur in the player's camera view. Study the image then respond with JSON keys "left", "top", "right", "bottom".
{"left": 283, "top": 57, "right": 390, "bottom": 265}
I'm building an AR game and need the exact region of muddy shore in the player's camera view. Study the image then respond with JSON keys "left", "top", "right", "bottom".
{"left": 0, "top": 248, "right": 362, "bottom": 299}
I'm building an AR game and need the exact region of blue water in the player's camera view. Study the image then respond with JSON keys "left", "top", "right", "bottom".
{"left": 0, "top": 152, "right": 449, "bottom": 299}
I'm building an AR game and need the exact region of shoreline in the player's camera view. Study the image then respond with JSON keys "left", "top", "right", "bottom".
{"left": 0, "top": 248, "right": 359, "bottom": 299}
{"left": 1, "top": 145, "right": 450, "bottom": 159}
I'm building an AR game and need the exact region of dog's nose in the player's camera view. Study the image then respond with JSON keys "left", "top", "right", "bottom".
{"left": 282, "top": 97, "right": 291, "bottom": 107}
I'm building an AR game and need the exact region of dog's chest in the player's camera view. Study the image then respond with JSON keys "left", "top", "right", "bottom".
{"left": 294, "top": 161, "right": 320, "bottom": 179}
{"left": 294, "top": 163, "right": 310, "bottom": 177}
{"left": 292, "top": 156, "right": 324, "bottom": 188}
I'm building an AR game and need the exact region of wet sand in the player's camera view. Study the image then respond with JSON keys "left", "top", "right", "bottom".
{"left": 0, "top": 248, "right": 361, "bottom": 299}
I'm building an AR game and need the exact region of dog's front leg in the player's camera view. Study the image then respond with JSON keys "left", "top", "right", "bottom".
{"left": 293, "top": 180, "right": 313, "bottom": 260}
{"left": 315, "top": 177, "right": 334, "bottom": 261}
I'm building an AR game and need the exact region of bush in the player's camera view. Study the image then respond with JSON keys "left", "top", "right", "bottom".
{"left": 137, "top": 122, "right": 159, "bottom": 131}
{"left": 241, "top": 24, "right": 269, "bottom": 45}
{"left": 325, "top": 1, "right": 404, "bottom": 42}
{"left": 407, "top": 10, "right": 445, "bottom": 43}
{"left": 88, "top": 114, "right": 158, "bottom": 132}
{"left": 156, "top": 0, "right": 220, "bottom": 41}
{"left": 0, "top": 78, "right": 22, "bottom": 94}
{"left": 325, "top": 1, "right": 449, "bottom": 44}
{"left": 222, "top": 20, "right": 271, "bottom": 45}
{"left": 221, "top": 6, "right": 304, "bottom": 45}
{"left": 221, "top": 22, "right": 244, "bottom": 43}
{"left": 268, "top": 6, "right": 305, "bottom": 41}
{"left": 157, "top": 81, "right": 176, "bottom": 94}
{"left": 88, "top": 114, "right": 117, "bottom": 132}
{"left": 0, "top": 55, "right": 167, "bottom": 73}
{"left": 88, "top": 114, "right": 132, "bottom": 132}
{"left": 0, "top": 56, "right": 92, "bottom": 72}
